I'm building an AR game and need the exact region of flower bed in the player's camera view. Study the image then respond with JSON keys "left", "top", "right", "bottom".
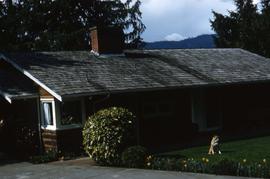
{"left": 145, "top": 156, "right": 270, "bottom": 178}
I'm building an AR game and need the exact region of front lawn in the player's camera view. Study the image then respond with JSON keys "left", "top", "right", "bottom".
{"left": 143, "top": 136, "right": 270, "bottom": 178}
{"left": 159, "top": 135, "right": 270, "bottom": 163}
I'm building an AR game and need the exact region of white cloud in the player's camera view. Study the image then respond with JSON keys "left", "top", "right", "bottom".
{"left": 165, "top": 33, "right": 186, "bottom": 41}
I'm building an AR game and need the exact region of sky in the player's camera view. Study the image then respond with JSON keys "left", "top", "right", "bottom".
{"left": 140, "top": 0, "right": 260, "bottom": 42}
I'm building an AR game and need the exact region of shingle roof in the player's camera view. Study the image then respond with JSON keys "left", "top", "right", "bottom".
{"left": 1, "top": 48, "right": 270, "bottom": 99}
{"left": 137, "top": 49, "right": 270, "bottom": 84}
{"left": 0, "top": 67, "right": 37, "bottom": 101}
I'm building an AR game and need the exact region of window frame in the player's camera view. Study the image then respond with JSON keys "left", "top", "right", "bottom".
{"left": 40, "top": 98, "right": 57, "bottom": 130}
{"left": 58, "top": 98, "right": 86, "bottom": 130}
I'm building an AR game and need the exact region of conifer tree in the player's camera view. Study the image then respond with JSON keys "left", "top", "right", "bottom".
{"left": 211, "top": 0, "right": 270, "bottom": 57}
{"left": 0, "top": 0, "right": 145, "bottom": 51}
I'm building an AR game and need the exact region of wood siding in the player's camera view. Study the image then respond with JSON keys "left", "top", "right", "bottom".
{"left": 41, "top": 128, "right": 82, "bottom": 153}
{"left": 39, "top": 87, "right": 54, "bottom": 98}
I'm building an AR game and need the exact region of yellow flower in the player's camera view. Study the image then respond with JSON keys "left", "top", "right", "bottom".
{"left": 147, "top": 162, "right": 151, "bottom": 166}
{"left": 184, "top": 164, "right": 187, "bottom": 168}
{"left": 182, "top": 160, "right": 187, "bottom": 163}
{"left": 243, "top": 159, "right": 247, "bottom": 163}
{"left": 263, "top": 159, "right": 267, "bottom": 163}
{"left": 205, "top": 158, "right": 209, "bottom": 163}
{"left": 202, "top": 157, "right": 206, "bottom": 161}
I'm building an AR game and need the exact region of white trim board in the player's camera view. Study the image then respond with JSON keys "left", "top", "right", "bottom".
{"left": 0, "top": 54, "right": 62, "bottom": 101}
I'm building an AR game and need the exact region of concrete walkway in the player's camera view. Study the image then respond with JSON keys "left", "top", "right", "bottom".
{"left": 0, "top": 158, "right": 257, "bottom": 179}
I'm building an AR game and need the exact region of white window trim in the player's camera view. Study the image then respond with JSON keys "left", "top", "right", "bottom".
{"left": 40, "top": 97, "right": 86, "bottom": 131}
{"left": 40, "top": 98, "right": 57, "bottom": 130}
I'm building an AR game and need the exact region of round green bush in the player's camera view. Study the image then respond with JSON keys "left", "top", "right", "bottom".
{"left": 83, "top": 107, "right": 136, "bottom": 166}
{"left": 121, "top": 146, "right": 147, "bottom": 168}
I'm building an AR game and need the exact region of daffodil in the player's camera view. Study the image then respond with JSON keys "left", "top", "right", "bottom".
{"left": 202, "top": 157, "right": 206, "bottom": 161}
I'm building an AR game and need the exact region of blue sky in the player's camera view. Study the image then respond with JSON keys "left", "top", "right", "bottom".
{"left": 140, "top": 0, "right": 260, "bottom": 42}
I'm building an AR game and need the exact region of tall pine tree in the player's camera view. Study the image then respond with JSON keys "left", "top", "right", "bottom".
{"left": 211, "top": 0, "right": 270, "bottom": 57}
{"left": 260, "top": 0, "right": 270, "bottom": 57}
{"left": 0, "top": 0, "right": 145, "bottom": 51}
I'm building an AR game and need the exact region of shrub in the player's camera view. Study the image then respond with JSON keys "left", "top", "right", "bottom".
{"left": 237, "top": 160, "right": 270, "bottom": 178}
{"left": 14, "top": 126, "right": 39, "bottom": 156}
{"left": 83, "top": 107, "right": 136, "bottom": 166}
{"left": 121, "top": 146, "right": 147, "bottom": 168}
{"left": 145, "top": 155, "right": 270, "bottom": 178}
{"left": 30, "top": 149, "right": 58, "bottom": 164}
{"left": 212, "top": 159, "right": 238, "bottom": 176}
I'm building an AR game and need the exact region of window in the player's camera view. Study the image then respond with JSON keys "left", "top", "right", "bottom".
{"left": 61, "top": 100, "right": 82, "bottom": 125}
{"left": 143, "top": 102, "right": 173, "bottom": 119}
{"left": 40, "top": 98, "right": 56, "bottom": 130}
{"left": 42, "top": 102, "right": 53, "bottom": 125}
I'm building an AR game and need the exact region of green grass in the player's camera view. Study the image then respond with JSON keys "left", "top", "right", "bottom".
{"left": 159, "top": 136, "right": 270, "bottom": 163}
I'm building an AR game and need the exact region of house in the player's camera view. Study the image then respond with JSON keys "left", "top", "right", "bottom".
{"left": 1, "top": 26, "right": 270, "bottom": 155}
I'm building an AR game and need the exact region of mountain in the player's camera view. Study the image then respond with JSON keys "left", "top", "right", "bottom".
{"left": 143, "top": 34, "right": 216, "bottom": 49}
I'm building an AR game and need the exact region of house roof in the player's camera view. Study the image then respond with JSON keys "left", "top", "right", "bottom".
{"left": 0, "top": 66, "right": 37, "bottom": 103}
{"left": 1, "top": 48, "right": 270, "bottom": 101}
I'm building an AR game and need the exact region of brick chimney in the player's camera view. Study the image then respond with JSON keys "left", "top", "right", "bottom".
{"left": 90, "top": 26, "right": 125, "bottom": 55}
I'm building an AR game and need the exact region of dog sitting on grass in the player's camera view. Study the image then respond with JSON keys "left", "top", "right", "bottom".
{"left": 208, "top": 135, "right": 222, "bottom": 155}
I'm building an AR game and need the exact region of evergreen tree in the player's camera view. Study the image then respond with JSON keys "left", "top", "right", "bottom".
{"left": 0, "top": 0, "right": 145, "bottom": 51}
{"left": 260, "top": 0, "right": 270, "bottom": 57}
{"left": 211, "top": 0, "right": 270, "bottom": 57}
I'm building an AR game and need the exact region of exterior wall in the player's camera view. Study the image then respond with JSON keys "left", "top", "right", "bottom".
{"left": 85, "top": 89, "right": 194, "bottom": 148}
{"left": 220, "top": 83, "right": 270, "bottom": 136}
{"left": 0, "top": 98, "right": 39, "bottom": 156}
{"left": 192, "top": 83, "right": 270, "bottom": 139}
{"left": 41, "top": 129, "right": 57, "bottom": 151}
{"left": 39, "top": 87, "right": 84, "bottom": 152}
{"left": 38, "top": 82, "right": 270, "bottom": 153}
{"left": 39, "top": 88, "right": 53, "bottom": 98}
{"left": 41, "top": 128, "right": 82, "bottom": 153}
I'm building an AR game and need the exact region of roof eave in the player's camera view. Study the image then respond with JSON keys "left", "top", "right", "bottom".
{"left": 0, "top": 89, "right": 12, "bottom": 103}
{"left": 0, "top": 53, "right": 62, "bottom": 102}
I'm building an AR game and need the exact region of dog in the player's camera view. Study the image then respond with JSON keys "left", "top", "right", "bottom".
{"left": 208, "top": 135, "right": 221, "bottom": 155}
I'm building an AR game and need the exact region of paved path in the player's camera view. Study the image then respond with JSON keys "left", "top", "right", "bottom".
{"left": 0, "top": 158, "right": 257, "bottom": 179}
